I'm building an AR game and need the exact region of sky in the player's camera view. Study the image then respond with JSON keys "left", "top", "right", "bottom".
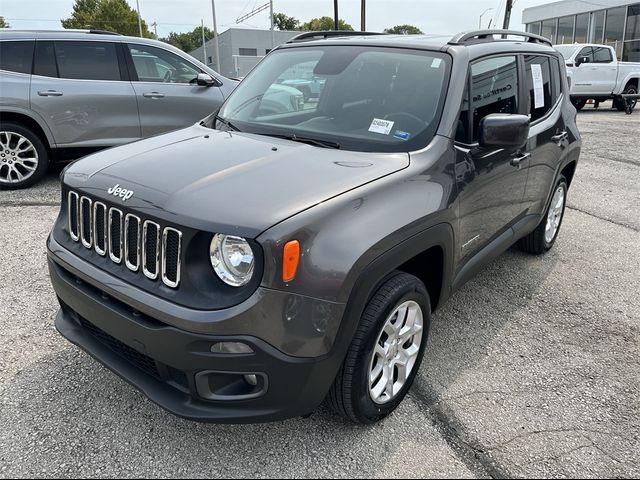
{"left": 1, "top": 0, "right": 551, "bottom": 39}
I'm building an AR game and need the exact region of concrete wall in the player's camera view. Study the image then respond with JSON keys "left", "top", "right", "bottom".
{"left": 190, "top": 28, "right": 299, "bottom": 79}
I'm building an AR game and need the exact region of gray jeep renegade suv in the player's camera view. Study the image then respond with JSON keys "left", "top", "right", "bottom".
{"left": 47, "top": 30, "right": 581, "bottom": 424}
{"left": 0, "top": 29, "right": 236, "bottom": 190}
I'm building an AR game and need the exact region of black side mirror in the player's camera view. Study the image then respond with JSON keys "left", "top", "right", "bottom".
{"left": 197, "top": 73, "right": 217, "bottom": 87}
{"left": 480, "top": 114, "right": 530, "bottom": 149}
{"left": 575, "top": 56, "right": 590, "bottom": 66}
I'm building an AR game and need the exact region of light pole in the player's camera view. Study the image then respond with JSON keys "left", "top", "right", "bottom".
{"left": 211, "top": 0, "right": 221, "bottom": 72}
{"left": 334, "top": 0, "right": 339, "bottom": 30}
{"left": 135, "top": 0, "right": 143, "bottom": 37}
{"left": 361, "top": 0, "right": 366, "bottom": 32}
{"left": 479, "top": 7, "right": 493, "bottom": 29}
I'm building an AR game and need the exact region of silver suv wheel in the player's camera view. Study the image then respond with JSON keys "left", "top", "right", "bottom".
{"left": 369, "top": 300, "right": 424, "bottom": 404}
{"left": 545, "top": 185, "right": 565, "bottom": 244}
{"left": 0, "top": 131, "right": 39, "bottom": 185}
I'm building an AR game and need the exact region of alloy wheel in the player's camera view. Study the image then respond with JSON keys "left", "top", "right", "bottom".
{"left": 0, "top": 131, "right": 39, "bottom": 185}
{"left": 545, "top": 185, "right": 565, "bottom": 244}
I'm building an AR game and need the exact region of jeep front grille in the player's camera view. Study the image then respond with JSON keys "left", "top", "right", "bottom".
{"left": 67, "top": 191, "right": 182, "bottom": 288}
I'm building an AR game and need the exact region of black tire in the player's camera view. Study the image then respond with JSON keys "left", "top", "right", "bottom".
{"left": 518, "top": 175, "right": 568, "bottom": 255}
{"left": 0, "top": 122, "right": 49, "bottom": 190}
{"left": 572, "top": 98, "right": 587, "bottom": 111}
{"left": 327, "top": 272, "right": 431, "bottom": 424}
{"left": 616, "top": 84, "right": 637, "bottom": 112}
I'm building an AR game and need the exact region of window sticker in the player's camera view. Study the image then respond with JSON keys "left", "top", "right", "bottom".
{"left": 393, "top": 130, "right": 411, "bottom": 141}
{"left": 531, "top": 64, "right": 545, "bottom": 109}
{"left": 368, "top": 118, "right": 395, "bottom": 135}
{"left": 431, "top": 58, "right": 442, "bottom": 68}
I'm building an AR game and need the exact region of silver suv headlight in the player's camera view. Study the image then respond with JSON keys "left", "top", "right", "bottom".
{"left": 209, "top": 234, "right": 255, "bottom": 287}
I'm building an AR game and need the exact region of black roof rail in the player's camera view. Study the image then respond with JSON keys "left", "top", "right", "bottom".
{"left": 88, "top": 29, "right": 122, "bottom": 36}
{"left": 449, "top": 29, "right": 552, "bottom": 47}
{"left": 287, "top": 30, "right": 386, "bottom": 43}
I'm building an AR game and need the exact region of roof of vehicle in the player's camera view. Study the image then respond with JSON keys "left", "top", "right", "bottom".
{"left": 279, "top": 29, "right": 559, "bottom": 58}
{"left": 0, "top": 29, "right": 163, "bottom": 45}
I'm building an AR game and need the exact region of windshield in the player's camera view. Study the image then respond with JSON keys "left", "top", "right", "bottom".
{"left": 555, "top": 45, "right": 580, "bottom": 59}
{"left": 216, "top": 46, "right": 451, "bottom": 152}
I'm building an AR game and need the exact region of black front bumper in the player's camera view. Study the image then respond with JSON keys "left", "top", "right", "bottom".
{"left": 49, "top": 252, "right": 344, "bottom": 424}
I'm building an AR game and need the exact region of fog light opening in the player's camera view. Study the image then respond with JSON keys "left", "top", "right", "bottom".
{"left": 210, "top": 342, "right": 254, "bottom": 355}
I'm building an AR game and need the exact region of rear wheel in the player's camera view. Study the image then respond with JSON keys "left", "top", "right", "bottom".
{"left": 616, "top": 84, "right": 637, "bottom": 112}
{"left": 518, "top": 175, "right": 568, "bottom": 255}
{"left": 0, "top": 122, "right": 49, "bottom": 190}
{"left": 327, "top": 272, "right": 430, "bottom": 424}
{"left": 572, "top": 98, "right": 587, "bottom": 111}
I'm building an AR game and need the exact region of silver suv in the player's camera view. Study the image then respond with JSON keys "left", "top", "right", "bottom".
{"left": 0, "top": 30, "right": 237, "bottom": 189}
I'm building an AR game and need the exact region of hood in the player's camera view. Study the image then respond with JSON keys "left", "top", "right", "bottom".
{"left": 64, "top": 125, "right": 409, "bottom": 237}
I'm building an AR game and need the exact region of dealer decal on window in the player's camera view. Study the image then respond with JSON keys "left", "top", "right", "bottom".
{"left": 369, "top": 118, "right": 395, "bottom": 135}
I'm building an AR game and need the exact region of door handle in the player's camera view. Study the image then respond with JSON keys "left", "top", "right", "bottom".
{"left": 142, "top": 92, "right": 165, "bottom": 99}
{"left": 510, "top": 152, "right": 531, "bottom": 167}
{"left": 551, "top": 131, "right": 569, "bottom": 144}
{"left": 37, "top": 90, "right": 63, "bottom": 97}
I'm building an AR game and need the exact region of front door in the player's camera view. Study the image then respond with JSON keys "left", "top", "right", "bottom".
{"left": 455, "top": 55, "right": 530, "bottom": 263}
{"left": 30, "top": 40, "right": 140, "bottom": 148}
{"left": 126, "top": 43, "right": 225, "bottom": 137}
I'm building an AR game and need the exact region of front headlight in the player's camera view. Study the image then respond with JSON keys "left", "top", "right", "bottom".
{"left": 209, "top": 234, "right": 255, "bottom": 287}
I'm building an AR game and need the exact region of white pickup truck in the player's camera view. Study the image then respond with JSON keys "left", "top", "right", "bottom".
{"left": 554, "top": 44, "right": 640, "bottom": 111}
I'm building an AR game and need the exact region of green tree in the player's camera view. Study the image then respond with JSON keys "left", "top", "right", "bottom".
{"left": 300, "top": 16, "right": 354, "bottom": 32}
{"left": 272, "top": 12, "right": 300, "bottom": 31}
{"left": 161, "top": 26, "right": 214, "bottom": 53}
{"left": 384, "top": 24, "right": 424, "bottom": 35}
{"left": 0, "top": 16, "right": 10, "bottom": 28}
{"left": 61, "top": 0, "right": 153, "bottom": 37}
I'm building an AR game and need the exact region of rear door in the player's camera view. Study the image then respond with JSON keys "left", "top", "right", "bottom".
{"left": 124, "top": 43, "right": 225, "bottom": 137}
{"left": 521, "top": 54, "right": 569, "bottom": 216}
{"left": 591, "top": 46, "right": 618, "bottom": 93}
{"left": 455, "top": 55, "right": 530, "bottom": 263}
{"left": 30, "top": 40, "right": 140, "bottom": 147}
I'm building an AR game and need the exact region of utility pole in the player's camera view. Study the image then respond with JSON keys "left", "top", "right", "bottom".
{"left": 270, "top": 0, "right": 274, "bottom": 49}
{"left": 202, "top": 19, "right": 207, "bottom": 65}
{"left": 479, "top": 8, "right": 493, "bottom": 29}
{"left": 361, "top": 0, "right": 366, "bottom": 31}
{"left": 211, "top": 0, "right": 221, "bottom": 72}
{"left": 135, "top": 0, "right": 143, "bottom": 37}
{"left": 334, "top": 0, "right": 339, "bottom": 30}
{"left": 502, "top": 0, "right": 513, "bottom": 30}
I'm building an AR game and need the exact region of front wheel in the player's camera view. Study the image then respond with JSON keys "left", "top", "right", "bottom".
{"left": 518, "top": 175, "right": 568, "bottom": 255}
{"left": 327, "top": 272, "right": 431, "bottom": 424}
{"left": 572, "top": 98, "right": 587, "bottom": 111}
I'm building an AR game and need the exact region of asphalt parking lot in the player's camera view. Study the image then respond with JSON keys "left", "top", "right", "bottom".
{"left": 1, "top": 106, "right": 638, "bottom": 478}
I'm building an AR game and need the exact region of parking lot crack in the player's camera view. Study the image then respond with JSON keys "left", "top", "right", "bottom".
{"left": 566, "top": 205, "right": 639, "bottom": 232}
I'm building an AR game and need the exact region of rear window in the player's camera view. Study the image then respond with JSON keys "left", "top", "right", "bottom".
{"left": 54, "top": 41, "right": 121, "bottom": 81}
{"left": 0, "top": 41, "right": 35, "bottom": 74}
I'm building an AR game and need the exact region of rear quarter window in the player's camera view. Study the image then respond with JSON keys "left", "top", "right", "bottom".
{"left": 0, "top": 41, "right": 35, "bottom": 74}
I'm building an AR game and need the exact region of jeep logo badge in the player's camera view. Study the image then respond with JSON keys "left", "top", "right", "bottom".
{"left": 107, "top": 184, "right": 134, "bottom": 201}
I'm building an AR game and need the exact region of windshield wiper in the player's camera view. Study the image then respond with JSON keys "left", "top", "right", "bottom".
{"left": 265, "top": 133, "right": 341, "bottom": 149}
{"left": 214, "top": 115, "right": 241, "bottom": 132}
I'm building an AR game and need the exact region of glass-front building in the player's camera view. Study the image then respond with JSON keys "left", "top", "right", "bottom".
{"left": 524, "top": 1, "right": 640, "bottom": 61}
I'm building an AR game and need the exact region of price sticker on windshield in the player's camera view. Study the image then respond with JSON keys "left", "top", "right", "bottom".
{"left": 369, "top": 118, "right": 395, "bottom": 135}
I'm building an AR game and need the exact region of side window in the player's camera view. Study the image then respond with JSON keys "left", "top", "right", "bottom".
{"left": 33, "top": 41, "right": 58, "bottom": 78}
{"left": 0, "top": 41, "right": 35, "bottom": 74}
{"left": 129, "top": 44, "right": 200, "bottom": 84}
{"left": 54, "top": 41, "right": 121, "bottom": 81}
{"left": 577, "top": 46, "right": 594, "bottom": 63}
{"left": 469, "top": 56, "right": 519, "bottom": 142}
{"left": 524, "top": 56, "right": 554, "bottom": 122}
{"left": 593, "top": 47, "right": 613, "bottom": 63}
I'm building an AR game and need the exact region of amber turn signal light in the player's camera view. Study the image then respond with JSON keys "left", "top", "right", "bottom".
{"left": 283, "top": 240, "right": 300, "bottom": 282}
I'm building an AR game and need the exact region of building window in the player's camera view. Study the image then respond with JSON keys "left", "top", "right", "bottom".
{"left": 541, "top": 18, "right": 557, "bottom": 43}
{"left": 605, "top": 6, "right": 627, "bottom": 59}
{"left": 590, "top": 10, "right": 605, "bottom": 43}
{"left": 527, "top": 22, "right": 541, "bottom": 35}
{"left": 208, "top": 56, "right": 212, "bottom": 64}
{"left": 623, "top": 4, "right": 640, "bottom": 61}
{"left": 239, "top": 48, "right": 258, "bottom": 56}
{"left": 574, "top": 13, "right": 589, "bottom": 43}
{"left": 557, "top": 16, "right": 575, "bottom": 44}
